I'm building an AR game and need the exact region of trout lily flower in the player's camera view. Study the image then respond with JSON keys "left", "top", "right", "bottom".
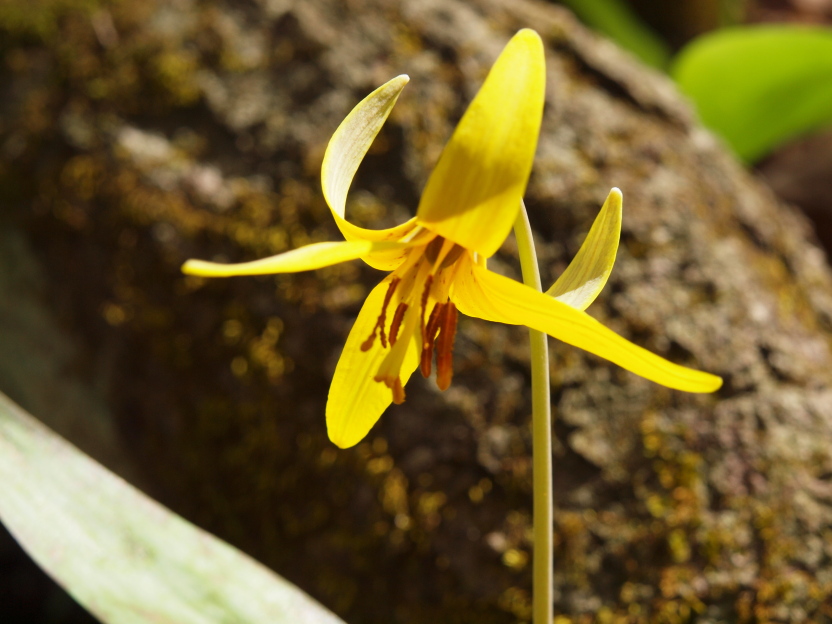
{"left": 183, "top": 30, "right": 722, "bottom": 448}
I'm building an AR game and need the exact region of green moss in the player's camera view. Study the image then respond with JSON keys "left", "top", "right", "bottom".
{"left": 0, "top": 0, "right": 105, "bottom": 41}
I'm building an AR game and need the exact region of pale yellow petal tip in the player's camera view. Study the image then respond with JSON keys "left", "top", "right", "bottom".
{"left": 328, "top": 432, "right": 356, "bottom": 450}
{"left": 507, "top": 28, "right": 544, "bottom": 68}
{"left": 181, "top": 259, "right": 225, "bottom": 277}
{"left": 518, "top": 28, "right": 543, "bottom": 43}
{"left": 676, "top": 370, "right": 723, "bottom": 394}
{"left": 605, "top": 187, "right": 623, "bottom": 220}
{"left": 327, "top": 424, "right": 364, "bottom": 449}
{"left": 702, "top": 373, "right": 723, "bottom": 393}
{"left": 377, "top": 74, "right": 410, "bottom": 97}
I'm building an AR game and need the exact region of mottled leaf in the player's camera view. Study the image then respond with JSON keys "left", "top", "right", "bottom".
{"left": 0, "top": 392, "right": 345, "bottom": 624}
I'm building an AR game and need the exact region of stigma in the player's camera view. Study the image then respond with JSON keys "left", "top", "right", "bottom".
{"left": 362, "top": 235, "right": 465, "bottom": 403}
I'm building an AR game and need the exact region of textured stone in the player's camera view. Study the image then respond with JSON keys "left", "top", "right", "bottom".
{"left": 3, "top": 0, "right": 832, "bottom": 621}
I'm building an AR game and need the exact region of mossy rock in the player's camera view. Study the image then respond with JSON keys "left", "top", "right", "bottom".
{"left": 3, "top": 0, "right": 832, "bottom": 622}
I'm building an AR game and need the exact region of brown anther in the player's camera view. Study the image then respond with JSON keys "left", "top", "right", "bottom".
{"left": 439, "top": 244, "right": 465, "bottom": 269}
{"left": 435, "top": 302, "right": 458, "bottom": 391}
{"left": 377, "top": 277, "right": 400, "bottom": 347}
{"left": 425, "top": 303, "right": 443, "bottom": 345}
{"left": 424, "top": 236, "right": 445, "bottom": 263}
{"left": 361, "top": 277, "right": 400, "bottom": 351}
{"left": 389, "top": 303, "right": 408, "bottom": 345}
{"left": 419, "top": 349, "right": 432, "bottom": 379}
{"left": 391, "top": 378, "right": 406, "bottom": 404}
{"left": 420, "top": 303, "right": 443, "bottom": 378}
{"left": 420, "top": 274, "right": 434, "bottom": 343}
{"left": 360, "top": 332, "right": 376, "bottom": 352}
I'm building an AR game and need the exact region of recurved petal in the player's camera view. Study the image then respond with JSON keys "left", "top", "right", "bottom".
{"left": 451, "top": 258, "right": 722, "bottom": 393}
{"left": 327, "top": 277, "right": 421, "bottom": 448}
{"left": 415, "top": 29, "right": 546, "bottom": 258}
{"left": 182, "top": 240, "right": 409, "bottom": 277}
{"left": 322, "top": 75, "right": 418, "bottom": 245}
{"left": 546, "top": 188, "right": 622, "bottom": 310}
{"left": 360, "top": 226, "right": 435, "bottom": 271}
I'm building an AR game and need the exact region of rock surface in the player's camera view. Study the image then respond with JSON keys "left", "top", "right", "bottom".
{"left": 3, "top": 0, "right": 832, "bottom": 621}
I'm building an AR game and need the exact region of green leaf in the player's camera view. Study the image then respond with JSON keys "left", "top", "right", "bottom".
{"left": 672, "top": 25, "right": 832, "bottom": 163}
{"left": 0, "top": 391, "right": 345, "bottom": 624}
{"left": 560, "top": 0, "right": 670, "bottom": 69}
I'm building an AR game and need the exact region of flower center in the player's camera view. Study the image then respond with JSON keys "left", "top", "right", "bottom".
{"left": 361, "top": 235, "right": 465, "bottom": 404}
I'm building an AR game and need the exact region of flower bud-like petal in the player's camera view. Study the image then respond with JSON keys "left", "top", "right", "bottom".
{"left": 416, "top": 29, "right": 546, "bottom": 258}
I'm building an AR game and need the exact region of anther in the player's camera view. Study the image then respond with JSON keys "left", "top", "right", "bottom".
{"left": 424, "top": 236, "right": 445, "bottom": 263}
{"left": 391, "top": 378, "right": 406, "bottom": 404}
{"left": 435, "top": 302, "right": 458, "bottom": 391}
{"left": 360, "top": 277, "right": 400, "bottom": 352}
{"left": 420, "top": 274, "right": 434, "bottom": 344}
{"left": 420, "top": 303, "right": 443, "bottom": 378}
{"left": 439, "top": 244, "right": 465, "bottom": 269}
{"left": 360, "top": 333, "right": 376, "bottom": 352}
{"left": 389, "top": 303, "right": 408, "bottom": 345}
{"left": 425, "top": 303, "right": 443, "bottom": 344}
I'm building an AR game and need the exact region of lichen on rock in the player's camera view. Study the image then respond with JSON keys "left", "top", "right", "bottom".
{"left": 3, "top": 0, "right": 832, "bottom": 622}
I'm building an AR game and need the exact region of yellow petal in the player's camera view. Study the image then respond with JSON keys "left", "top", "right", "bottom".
{"left": 416, "top": 29, "right": 546, "bottom": 258}
{"left": 321, "top": 75, "right": 418, "bottom": 254}
{"left": 327, "top": 277, "right": 421, "bottom": 448}
{"left": 546, "top": 188, "right": 622, "bottom": 310}
{"left": 360, "top": 226, "right": 435, "bottom": 271}
{"left": 451, "top": 258, "right": 722, "bottom": 393}
{"left": 182, "top": 240, "right": 408, "bottom": 277}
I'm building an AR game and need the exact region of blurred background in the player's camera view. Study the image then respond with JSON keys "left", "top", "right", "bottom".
{"left": 2, "top": 0, "right": 832, "bottom": 622}
{"left": 553, "top": 0, "right": 832, "bottom": 254}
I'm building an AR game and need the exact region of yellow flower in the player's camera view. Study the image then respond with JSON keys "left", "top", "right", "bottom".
{"left": 183, "top": 29, "right": 722, "bottom": 448}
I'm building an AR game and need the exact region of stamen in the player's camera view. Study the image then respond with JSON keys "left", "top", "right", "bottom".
{"left": 389, "top": 303, "right": 408, "bottom": 345}
{"left": 424, "top": 236, "right": 445, "bottom": 263}
{"left": 360, "top": 333, "right": 377, "bottom": 352}
{"left": 420, "top": 349, "right": 431, "bottom": 379}
{"left": 420, "top": 303, "right": 443, "bottom": 378}
{"left": 425, "top": 303, "right": 443, "bottom": 343}
{"left": 377, "top": 277, "right": 400, "bottom": 348}
{"left": 439, "top": 244, "right": 465, "bottom": 269}
{"left": 375, "top": 303, "right": 419, "bottom": 388}
{"left": 391, "top": 378, "right": 406, "bottom": 404}
{"left": 420, "top": 274, "right": 434, "bottom": 344}
{"left": 360, "top": 277, "right": 400, "bottom": 352}
{"left": 435, "top": 302, "right": 458, "bottom": 391}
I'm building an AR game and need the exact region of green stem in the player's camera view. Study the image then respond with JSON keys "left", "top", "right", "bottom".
{"left": 513, "top": 201, "right": 553, "bottom": 624}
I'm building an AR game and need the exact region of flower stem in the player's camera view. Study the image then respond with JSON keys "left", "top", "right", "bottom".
{"left": 514, "top": 201, "right": 553, "bottom": 624}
